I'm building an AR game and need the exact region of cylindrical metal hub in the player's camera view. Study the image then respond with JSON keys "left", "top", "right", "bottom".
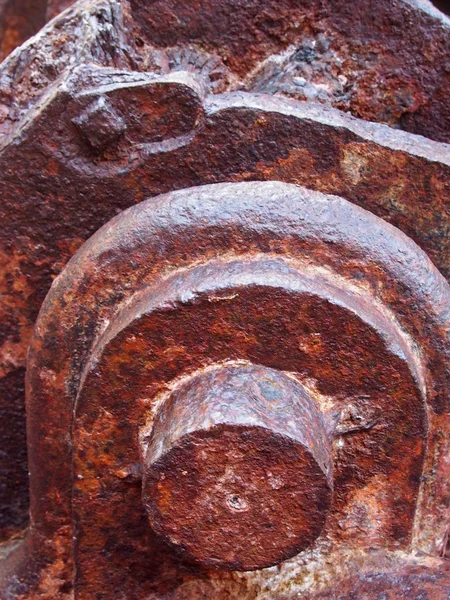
{"left": 142, "top": 363, "right": 333, "bottom": 571}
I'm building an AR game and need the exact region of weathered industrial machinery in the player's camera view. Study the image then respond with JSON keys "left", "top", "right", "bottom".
{"left": 0, "top": 1, "right": 450, "bottom": 598}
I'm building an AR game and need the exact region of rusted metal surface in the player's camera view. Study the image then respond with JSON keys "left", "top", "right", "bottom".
{"left": 301, "top": 559, "right": 450, "bottom": 600}
{"left": 129, "top": 0, "right": 450, "bottom": 142}
{"left": 3, "top": 0, "right": 450, "bottom": 135}
{"left": 45, "top": 0, "right": 75, "bottom": 20}
{"left": 0, "top": 181, "right": 448, "bottom": 598}
{"left": 0, "top": 0, "right": 450, "bottom": 598}
{"left": 1, "top": 0, "right": 450, "bottom": 144}
{"left": 0, "top": 0, "right": 47, "bottom": 61}
{"left": 0, "top": 0, "right": 73, "bottom": 61}
{"left": 2, "top": 63, "right": 450, "bottom": 545}
{"left": 142, "top": 364, "right": 333, "bottom": 571}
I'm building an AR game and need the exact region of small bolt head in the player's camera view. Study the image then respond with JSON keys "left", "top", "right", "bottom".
{"left": 72, "top": 97, "right": 126, "bottom": 152}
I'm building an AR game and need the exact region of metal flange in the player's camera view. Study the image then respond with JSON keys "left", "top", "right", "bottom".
{"left": 0, "top": 181, "right": 447, "bottom": 598}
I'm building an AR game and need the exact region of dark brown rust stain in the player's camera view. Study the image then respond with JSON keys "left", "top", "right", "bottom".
{"left": 45, "top": 0, "right": 75, "bottom": 20}
{"left": 433, "top": 0, "right": 450, "bottom": 16}
{"left": 0, "top": 368, "right": 27, "bottom": 540}
{"left": 0, "top": 0, "right": 47, "bottom": 61}
{"left": 0, "top": 0, "right": 76, "bottom": 61}
{"left": 1, "top": 182, "right": 447, "bottom": 598}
